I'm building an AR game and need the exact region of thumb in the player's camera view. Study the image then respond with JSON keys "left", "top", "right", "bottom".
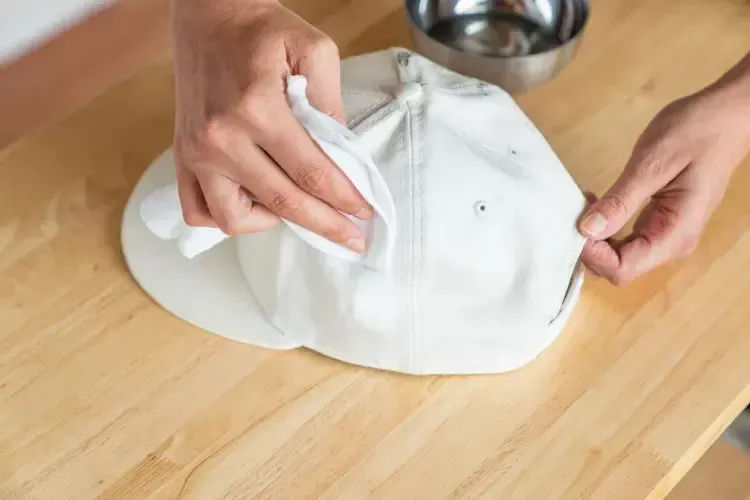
{"left": 579, "top": 175, "right": 648, "bottom": 240}
{"left": 579, "top": 156, "right": 675, "bottom": 240}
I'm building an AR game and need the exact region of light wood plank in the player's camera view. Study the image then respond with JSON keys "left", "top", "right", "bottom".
{"left": 1, "top": 0, "right": 750, "bottom": 499}
{"left": 0, "top": 0, "right": 171, "bottom": 150}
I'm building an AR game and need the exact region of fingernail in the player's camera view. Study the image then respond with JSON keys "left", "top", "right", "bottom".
{"left": 345, "top": 237, "right": 366, "bottom": 253}
{"left": 580, "top": 212, "right": 608, "bottom": 237}
{"left": 354, "top": 207, "right": 374, "bottom": 220}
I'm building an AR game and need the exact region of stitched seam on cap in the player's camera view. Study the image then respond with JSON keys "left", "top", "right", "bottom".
{"left": 437, "top": 113, "right": 526, "bottom": 169}
{"left": 343, "top": 89, "right": 393, "bottom": 96}
{"left": 412, "top": 62, "right": 423, "bottom": 374}
{"left": 439, "top": 116, "right": 530, "bottom": 185}
{"left": 405, "top": 101, "right": 417, "bottom": 374}
{"left": 414, "top": 94, "right": 425, "bottom": 375}
{"left": 394, "top": 45, "right": 419, "bottom": 373}
{"left": 349, "top": 97, "right": 403, "bottom": 134}
{"left": 397, "top": 110, "right": 408, "bottom": 373}
{"left": 348, "top": 96, "right": 390, "bottom": 120}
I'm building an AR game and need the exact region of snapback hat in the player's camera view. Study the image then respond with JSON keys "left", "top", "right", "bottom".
{"left": 121, "top": 47, "right": 587, "bottom": 375}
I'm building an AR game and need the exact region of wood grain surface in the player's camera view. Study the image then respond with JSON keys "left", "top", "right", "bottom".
{"left": 0, "top": 0, "right": 171, "bottom": 150}
{"left": 2, "top": 0, "right": 750, "bottom": 499}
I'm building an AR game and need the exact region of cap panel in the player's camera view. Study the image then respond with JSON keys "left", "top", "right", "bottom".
{"left": 236, "top": 98, "right": 417, "bottom": 373}
{"left": 413, "top": 85, "right": 586, "bottom": 374}
{"left": 236, "top": 227, "right": 411, "bottom": 370}
{"left": 338, "top": 48, "right": 403, "bottom": 95}
{"left": 434, "top": 89, "right": 587, "bottom": 318}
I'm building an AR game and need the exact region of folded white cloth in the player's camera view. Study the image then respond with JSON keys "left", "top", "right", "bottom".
{"left": 139, "top": 75, "right": 397, "bottom": 271}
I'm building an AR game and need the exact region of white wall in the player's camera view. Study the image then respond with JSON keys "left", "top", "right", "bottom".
{"left": 0, "top": 0, "right": 115, "bottom": 64}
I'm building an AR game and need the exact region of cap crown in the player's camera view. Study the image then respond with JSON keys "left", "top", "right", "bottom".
{"left": 237, "top": 49, "right": 586, "bottom": 375}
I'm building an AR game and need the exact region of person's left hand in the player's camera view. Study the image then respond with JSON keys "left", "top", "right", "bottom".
{"left": 578, "top": 82, "right": 750, "bottom": 286}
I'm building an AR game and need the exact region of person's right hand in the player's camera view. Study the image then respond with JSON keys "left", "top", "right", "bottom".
{"left": 171, "top": 0, "right": 372, "bottom": 252}
{"left": 577, "top": 54, "right": 750, "bottom": 285}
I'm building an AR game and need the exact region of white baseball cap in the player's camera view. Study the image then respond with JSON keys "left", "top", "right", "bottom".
{"left": 121, "top": 47, "right": 587, "bottom": 375}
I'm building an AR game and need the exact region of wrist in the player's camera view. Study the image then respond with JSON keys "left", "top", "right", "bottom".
{"left": 703, "top": 53, "right": 750, "bottom": 110}
{"left": 696, "top": 53, "right": 750, "bottom": 145}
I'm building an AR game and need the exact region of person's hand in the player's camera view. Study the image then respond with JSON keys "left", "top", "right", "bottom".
{"left": 171, "top": 0, "right": 372, "bottom": 252}
{"left": 578, "top": 62, "right": 750, "bottom": 285}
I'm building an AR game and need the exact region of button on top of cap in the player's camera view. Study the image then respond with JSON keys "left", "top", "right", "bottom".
{"left": 396, "top": 82, "right": 423, "bottom": 102}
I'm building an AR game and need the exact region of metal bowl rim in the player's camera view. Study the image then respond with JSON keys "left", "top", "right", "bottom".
{"left": 403, "top": 0, "right": 591, "bottom": 61}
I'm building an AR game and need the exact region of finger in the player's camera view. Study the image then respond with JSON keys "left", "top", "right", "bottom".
{"left": 588, "top": 221, "right": 685, "bottom": 286}
{"left": 612, "top": 235, "right": 662, "bottom": 285}
{"left": 175, "top": 162, "right": 215, "bottom": 228}
{"left": 197, "top": 172, "right": 281, "bottom": 235}
{"left": 631, "top": 200, "right": 661, "bottom": 235}
{"left": 612, "top": 205, "right": 700, "bottom": 285}
{"left": 579, "top": 192, "right": 610, "bottom": 278}
{"left": 249, "top": 100, "right": 373, "bottom": 220}
{"left": 580, "top": 227, "right": 665, "bottom": 286}
{"left": 281, "top": 33, "right": 374, "bottom": 218}
{"left": 585, "top": 266, "right": 602, "bottom": 279}
{"left": 206, "top": 120, "right": 367, "bottom": 252}
{"left": 580, "top": 239, "right": 621, "bottom": 281}
{"left": 578, "top": 147, "right": 687, "bottom": 241}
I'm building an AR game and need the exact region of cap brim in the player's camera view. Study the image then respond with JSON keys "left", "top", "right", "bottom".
{"left": 120, "top": 149, "right": 301, "bottom": 350}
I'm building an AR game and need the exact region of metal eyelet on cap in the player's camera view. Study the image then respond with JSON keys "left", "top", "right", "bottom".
{"left": 474, "top": 201, "right": 489, "bottom": 215}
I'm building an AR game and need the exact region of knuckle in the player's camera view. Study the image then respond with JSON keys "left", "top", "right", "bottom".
{"left": 174, "top": 135, "right": 203, "bottom": 170}
{"left": 610, "top": 271, "right": 632, "bottom": 287}
{"left": 654, "top": 208, "right": 681, "bottom": 233}
{"left": 240, "top": 97, "right": 282, "bottom": 140}
{"left": 304, "top": 34, "right": 339, "bottom": 60}
{"left": 202, "top": 118, "right": 226, "bottom": 149}
{"left": 266, "top": 191, "right": 300, "bottom": 216}
{"left": 240, "top": 94, "right": 266, "bottom": 128}
{"left": 633, "top": 148, "right": 668, "bottom": 179}
{"left": 183, "top": 209, "right": 206, "bottom": 228}
{"left": 296, "top": 166, "right": 332, "bottom": 194}
{"left": 217, "top": 215, "right": 243, "bottom": 235}
{"left": 609, "top": 262, "right": 636, "bottom": 286}
{"left": 600, "top": 191, "right": 630, "bottom": 217}
{"left": 173, "top": 147, "right": 191, "bottom": 170}
{"left": 579, "top": 253, "right": 598, "bottom": 271}
{"left": 319, "top": 220, "right": 349, "bottom": 242}
{"left": 678, "top": 234, "right": 700, "bottom": 257}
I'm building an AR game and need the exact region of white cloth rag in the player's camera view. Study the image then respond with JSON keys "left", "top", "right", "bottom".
{"left": 139, "top": 75, "right": 397, "bottom": 271}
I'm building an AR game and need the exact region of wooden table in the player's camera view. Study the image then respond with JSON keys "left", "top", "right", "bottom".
{"left": 2, "top": 1, "right": 750, "bottom": 498}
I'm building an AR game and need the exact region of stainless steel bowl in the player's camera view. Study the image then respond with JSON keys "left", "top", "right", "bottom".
{"left": 405, "top": 0, "right": 590, "bottom": 92}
